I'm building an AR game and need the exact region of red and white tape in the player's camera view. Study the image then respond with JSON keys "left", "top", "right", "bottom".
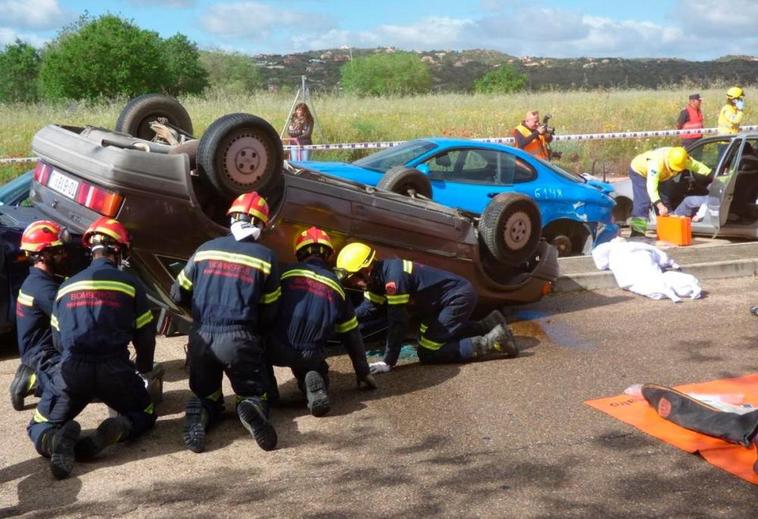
{"left": 2, "top": 125, "right": 756, "bottom": 163}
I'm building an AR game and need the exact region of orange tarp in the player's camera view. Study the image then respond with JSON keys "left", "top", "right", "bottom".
{"left": 585, "top": 374, "right": 758, "bottom": 484}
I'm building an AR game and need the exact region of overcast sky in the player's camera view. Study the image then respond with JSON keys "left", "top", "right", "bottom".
{"left": 0, "top": 0, "right": 756, "bottom": 60}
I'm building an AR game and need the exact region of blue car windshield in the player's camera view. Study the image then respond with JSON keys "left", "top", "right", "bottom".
{"left": 533, "top": 156, "right": 585, "bottom": 183}
{"left": 352, "top": 140, "right": 437, "bottom": 173}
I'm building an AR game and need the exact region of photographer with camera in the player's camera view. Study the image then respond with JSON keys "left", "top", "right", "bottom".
{"left": 512, "top": 110, "right": 558, "bottom": 161}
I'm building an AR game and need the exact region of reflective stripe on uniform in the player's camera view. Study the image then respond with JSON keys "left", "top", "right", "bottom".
{"left": 194, "top": 250, "right": 271, "bottom": 274}
{"left": 386, "top": 293, "right": 410, "bottom": 305}
{"left": 135, "top": 310, "right": 153, "bottom": 329}
{"left": 364, "top": 291, "right": 386, "bottom": 304}
{"left": 207, "top": 389, "right": 222, "bottom": 402}
{"left": 17, "top": 291, "right": 34, "bottom": 307}
{"left": 50, "top": 314, "right": 59, "bottom": 330}
{"left": 33, "top": 409, "right": 48, "bottom": 423}
{"left": 261, "top": 286, "right": 281, "bottom": 304}
{"left": 144, "top": 402, "right": 154, "bottom": 415}
{"left": 177, "top": 270, "right": 193, "bottom": 291}
{"left": 57, "top": 280, "right": 135, "bottom": 300}
{"left": 419, "top": 323, "right": 428, "bottom": 333}
{"left": 335, "top": 316, "right": 358, "bottom": 333}
{"left": 402, "top": 260, "right": 413, "bottom": 274}
{"left": 418, "top": 334, "right": 444, "bottom": 351}
{"left": 282, "top": 268, "right": 345, "bottom": 299}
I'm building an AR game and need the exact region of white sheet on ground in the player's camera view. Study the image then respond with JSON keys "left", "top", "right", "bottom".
{"left": 591, "top": 237, "right": 702, "bottom": 302}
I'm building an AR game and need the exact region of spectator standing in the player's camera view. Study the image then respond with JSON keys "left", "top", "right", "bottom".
{"left": 287, "top": 103, "right": 314, "bottom": 161}
{"left": 718, "top": 87, "right": 745, "bottom": 135}
{"left": 512, "top": 111, "right": 552, "bottom": 160}
{"left": 676, "top": 93, "right": 704, "bottom": 148}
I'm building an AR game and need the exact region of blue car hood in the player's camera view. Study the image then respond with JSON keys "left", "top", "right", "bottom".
{"left": 585, "top": 178, "right": 615, "bottom": 195}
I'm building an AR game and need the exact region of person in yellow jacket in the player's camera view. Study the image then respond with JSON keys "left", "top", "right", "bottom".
{"left": 718, "top": 87, "right": 745, "bottom": 135}
{"left": 628, "top": 147, "right": 712, "bottom": 237}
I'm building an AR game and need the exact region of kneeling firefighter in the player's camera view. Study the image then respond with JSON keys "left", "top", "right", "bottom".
{"left": 336, "top": 242, "right": 518, "bottom": 374}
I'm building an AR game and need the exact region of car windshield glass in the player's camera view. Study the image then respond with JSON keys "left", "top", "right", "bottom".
{"left": 352, "top": 140, "right": 437, "bottom": 173}
{"left": 533, "top": 157, "right": 585, "bottom": 184}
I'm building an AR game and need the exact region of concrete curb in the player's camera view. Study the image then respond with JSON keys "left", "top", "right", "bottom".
{"left": 554, "top": 258, "right": 758, "bottom": 293}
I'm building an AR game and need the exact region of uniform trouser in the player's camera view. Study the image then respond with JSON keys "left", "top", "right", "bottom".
{"left": 629, "top": 168, "right": 676, "bottom": 218}
{"left": 188, "top": 327, "right": 269, "bottom": 421}
{"left": 417, "top": 287, "right": 478, "bottom": 364}
{"left": 266, "top": 340, "right": 329, "bottom": 392}
{"left": 642, "top": 384, "right": 758, "bottom": 447}
{"left": 673, "top": 195, "right": 708, "bottom": 217}
{"left": 28, "top": 356, "right": 156, "bottom": 455}
{"left": 22, "top": 348, "right": 61, "bottom": 396}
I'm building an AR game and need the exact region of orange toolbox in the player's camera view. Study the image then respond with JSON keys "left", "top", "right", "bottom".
{"left": 656, "top": 215, "right": 692, "bottom": 246}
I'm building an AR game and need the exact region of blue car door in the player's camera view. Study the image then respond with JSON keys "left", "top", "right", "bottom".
{"left": 421, "top": 148, "right": 536, "bottom": 215}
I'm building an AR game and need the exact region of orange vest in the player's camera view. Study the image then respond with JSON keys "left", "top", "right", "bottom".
{"left": 681, "top": 106, "right": 703, "bottom": 140}
{"left": 514, "top": 124, "right": 549, "bottom": 160}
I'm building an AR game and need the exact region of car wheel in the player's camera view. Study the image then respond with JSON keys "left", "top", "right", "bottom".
{"left": 612, "top": 196, "right": 632, "bottom": 226}
{"left": 197, "top": 113, "right": 284, "bottom": 199}
{"left": 479, "top": 193, "right": 541, "bottom": 266}
{"left": 377, "top": 166, "right": 433, "bottom": 199}
{"left": 542, "top": 220, "right": 590, "bottom": 257}
{"left": 115, "top": 94, "right": 193, "bottom": 142}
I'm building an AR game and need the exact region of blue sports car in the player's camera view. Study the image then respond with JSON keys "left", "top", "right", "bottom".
{"left": 292, "top": 138, "right": 619, "bottom": 256}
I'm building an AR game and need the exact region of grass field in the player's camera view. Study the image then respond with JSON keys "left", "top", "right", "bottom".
{"left": 0, "top": 86, "right": 753, "bottom": 183}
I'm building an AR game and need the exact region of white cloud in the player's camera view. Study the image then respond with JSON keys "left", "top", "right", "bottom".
{"left": 0, "top": 27, "right": 48, "bottom": 48}
{"left": 0, "top": 0, "right": 65, "bottom": 30}
{"left": 202, "top": 1, "right": 331, "bottom": 40}
{"left": 130, "top": 0, "right": 195, "bottom": 6}
{"left": 675, "top": 0, "right": 758, "bottom": 38}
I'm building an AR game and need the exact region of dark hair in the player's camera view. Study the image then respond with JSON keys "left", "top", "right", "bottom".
{"left": 293, "top": 103, "right": 313, "bottom": 122}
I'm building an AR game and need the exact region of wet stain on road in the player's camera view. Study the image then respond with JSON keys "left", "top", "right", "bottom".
{"left": 511, "top": 310, "right": 594, "bottom": 350}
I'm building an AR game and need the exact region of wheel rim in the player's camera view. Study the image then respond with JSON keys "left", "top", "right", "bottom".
{"left": 503, "top": 211, "right": 532, "bottom": 251}
{"left": 550, "top": 234, "right": 573, "bottom": 256}
{"left": 222, "top": 131, "right": 271, "bottom": 187}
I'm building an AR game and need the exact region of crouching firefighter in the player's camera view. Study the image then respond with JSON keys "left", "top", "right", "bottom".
{"left": 28, "top": 217, "right": 158, "bottom": 480}
{"left": 172, "top": 192, "right": 280, "bottom": 453}
{"left": 10, "top": 221, "right": 69, "bottom": 411}
{"left": 335, "top": 242, "right": 518, "bottom": 374}
{"left": 267, "top": 227, "right": 377, "bottom": 417}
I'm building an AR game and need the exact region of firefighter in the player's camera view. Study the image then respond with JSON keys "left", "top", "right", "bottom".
{"left": 27, "top": 217, "right": 158, "bottom": 480}
{"left": 718, "top": 87, "right": 745, "bottom": 135}
{"left": 172, "top": 191, "right": 280, "bottom": 453}
{"left": 9, "top": 221, "right": 69, "bottom": 411}
{"left": 267, "top": 227, "right": 377, "bottom": 417}
{"left": 335, "top": 242, "right": 518, "bottom": 374}
{"left": 628, "top": 146, "right": 712, "bottom": 238}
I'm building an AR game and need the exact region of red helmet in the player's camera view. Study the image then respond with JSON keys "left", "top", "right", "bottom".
{"left": 20, "top": 220, "right": 66, "bottom": 253}
{"left": 82, "top": 217, "right": 131, "bottom": 250}
{"left": 294, "top": 226, "right": 334, "bottom": 255}
{"left": 227, "top": 192, "right": 269, "bottom": 225}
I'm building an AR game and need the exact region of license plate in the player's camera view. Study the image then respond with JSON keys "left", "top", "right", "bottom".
{"left": 48, "top": 170, "right": 79, "bottom": 199}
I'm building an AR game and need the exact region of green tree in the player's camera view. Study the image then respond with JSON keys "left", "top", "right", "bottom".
{"left": 199, "top": 50, "right": 262, "bottom": 95}
{"left": 38, "top": 14, "right": 168, "bottom": 100}
{"left": 0, "top": 40, "right": 41, "bottom": 103}
{"left": 161, "top": 34, "right": 209, "bottom": 96}
{"left": 340, "top": 52, "right": 432, "bottom": 96}
{"left": 474, "top": 64, "right": 528, "bottom": 94}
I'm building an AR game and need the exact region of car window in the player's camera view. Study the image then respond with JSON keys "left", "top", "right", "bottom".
{"left": 437, "top": 149, "right": 499, "bottom": 184}
{"left": 690, "top": 139, "right": 730, "bottom": 173}
{"left": 352, "top": 140, "right": 437, "bottom": 173}
{"left": 513, "top": 157, "right": 536, "bottom": 183}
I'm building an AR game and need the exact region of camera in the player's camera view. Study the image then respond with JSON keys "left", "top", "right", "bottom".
{"left": 541, "top": 114, "right": 556, "bottom": 136}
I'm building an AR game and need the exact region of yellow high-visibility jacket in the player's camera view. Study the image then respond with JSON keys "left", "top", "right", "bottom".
{"left": 631, "top": 147, "right": 712, "bottom": 204}
{"left": 718, "top": 104, "right": 743, "bottom": 135}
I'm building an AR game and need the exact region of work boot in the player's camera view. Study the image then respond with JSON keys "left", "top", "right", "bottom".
{"left": 471, "top": 324, "right": 519, "bottom": 360}
{"left": 237, "top": 398, "right": 277, "bottom": 451}
{"left": 183, "top": 396, "right": 210, "bottom": 453}
{"left": 304, "top": 371, "right": 331, "bottom": 417}
{"left": 472, "top": 310, "right": 509, "bottom": 336}
{"left": 75, "top": 416, "right": 132, "bottom": 461}
{"left": 9, "top": 363, "right": 37, "bottom": 411}
{"left": 50, "top": 420, "right": 81, "bottom": 480}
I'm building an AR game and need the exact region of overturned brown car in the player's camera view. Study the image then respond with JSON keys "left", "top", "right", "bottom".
{"left": 25, "top": 103, "right": 558, "bottom": 322}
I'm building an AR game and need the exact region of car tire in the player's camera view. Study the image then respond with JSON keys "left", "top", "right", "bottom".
{"left": 115, "top": 94, "right": 193, "bottom": 141}
{"left": 377, "top": 166, "right": 433, "bottom": 199}
{"left": 479, "top": 193, "right": 541, "bottom": 266}
{"left": 543, "top": 220, "right": 590, "bottom": 257}
{"left": 197, "top": 113, "right": 284, "bottom": 200}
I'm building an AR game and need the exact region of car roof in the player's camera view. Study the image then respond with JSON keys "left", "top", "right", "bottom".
{"left": 412, "top": 137, "right": 531, "bottom": 158}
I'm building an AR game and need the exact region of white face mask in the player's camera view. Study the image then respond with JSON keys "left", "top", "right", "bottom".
{"left": 734, "top": 99, "right": 745, "bottom": 110}
{"left": 231, "top": 220, "right": 262, "bottom": 241}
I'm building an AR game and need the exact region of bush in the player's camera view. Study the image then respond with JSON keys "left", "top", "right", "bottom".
{"left": 474, "top": 64, "right": 528, "bottom": 94}
{"left": 199, "top": 50, "right": 262, "bottom": 95}
{"left": 161, "top": 34, "right": 209, "bottom": 96}
{"left": 0, "top": 40, "right": 41, "bottom": 103}
{"left": 340, "top": 52, "right": 431, "bottom": 96}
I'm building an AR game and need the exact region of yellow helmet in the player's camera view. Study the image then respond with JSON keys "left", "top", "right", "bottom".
{"left": 336, "top": 242, "right": 376, "bottom": 273}
{"left": 727, "top": 86, "right": 744, "bottom": 99}
{"left": 666, "top": 147, "right": 689, "bottom": 172}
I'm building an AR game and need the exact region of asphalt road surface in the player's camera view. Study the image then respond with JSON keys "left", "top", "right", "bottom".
{"left": 1, "top": 276, "right": 756, "bottom": 517}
